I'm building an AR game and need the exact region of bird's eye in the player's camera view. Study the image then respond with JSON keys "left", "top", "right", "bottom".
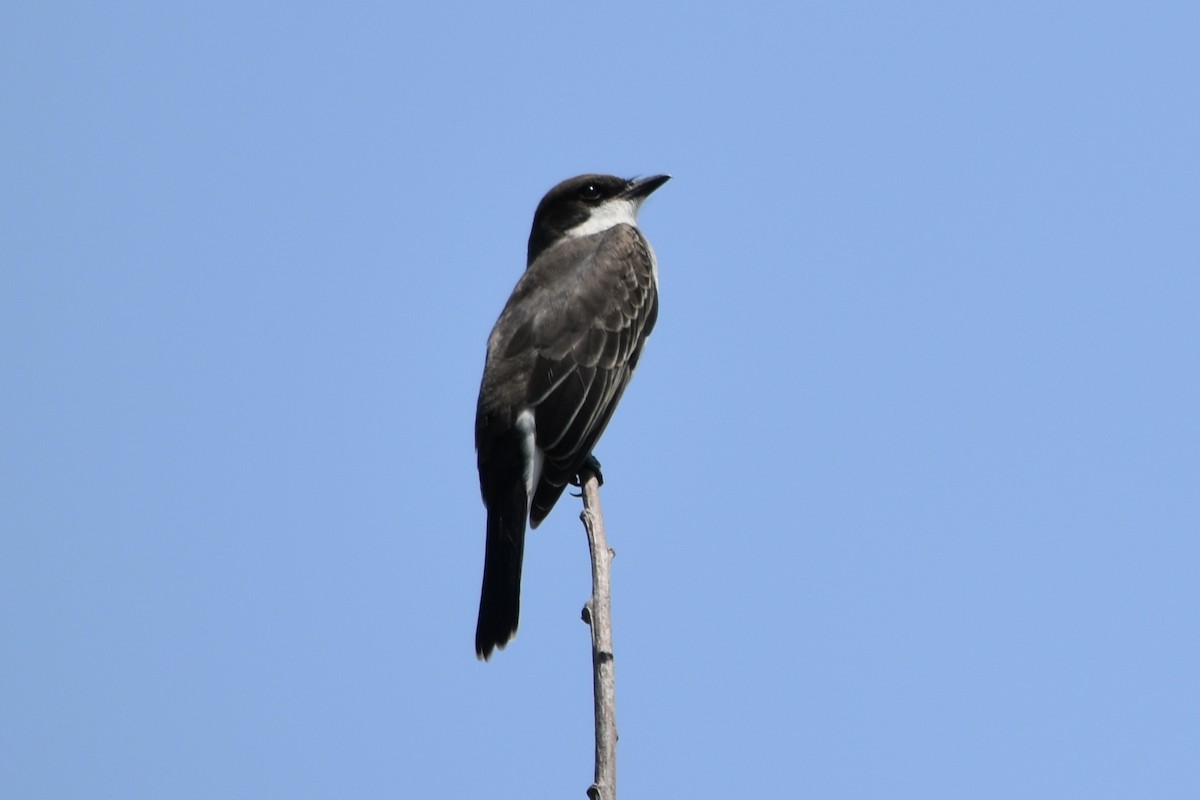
{"left": 580, "top": 183, "right": 602, "bottom": 201}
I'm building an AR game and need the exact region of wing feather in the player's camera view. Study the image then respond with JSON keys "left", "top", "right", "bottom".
{"left": 477, "top": 222, "right": 657, "bottom": 527}
{"left": 527, "top": 225, "right": 657, "bottom": 523}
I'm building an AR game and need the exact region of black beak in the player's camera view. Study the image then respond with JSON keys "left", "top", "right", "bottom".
{"left": 622, "top": 174, "right": 671, "bottom": 200}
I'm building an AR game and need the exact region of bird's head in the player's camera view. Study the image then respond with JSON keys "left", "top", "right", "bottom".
{"left": 526, "top": 173, "right": 670, "bottom": 265}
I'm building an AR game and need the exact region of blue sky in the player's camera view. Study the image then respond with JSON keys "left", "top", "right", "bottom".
{"left": 3, "top": 2, "right": 1197, "bottom": 797}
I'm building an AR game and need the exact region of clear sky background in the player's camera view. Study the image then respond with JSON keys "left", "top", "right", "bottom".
{"left": 3, "top": 2, "right": 1197, "bottom": 798}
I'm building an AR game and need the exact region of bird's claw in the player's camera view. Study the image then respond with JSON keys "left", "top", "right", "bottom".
{"left": 570, "top": 455, "right": 604, "bottom": 493}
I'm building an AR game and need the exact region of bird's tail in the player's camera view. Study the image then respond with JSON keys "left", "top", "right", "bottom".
{"left": 475, "top": 476, "right": 528, "bottom": 660}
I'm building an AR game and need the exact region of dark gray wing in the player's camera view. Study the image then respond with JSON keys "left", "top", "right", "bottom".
{"left": 517, "top": 224, "right": 658, "bottom": 525}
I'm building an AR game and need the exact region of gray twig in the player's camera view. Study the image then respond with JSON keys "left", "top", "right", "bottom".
{"left": 579, "top": 469, "right": 616, "bottom": 800}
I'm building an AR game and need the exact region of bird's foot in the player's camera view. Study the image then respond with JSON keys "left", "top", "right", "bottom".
{"left": 571, "top": 455, "right": 604, "bottom": 488}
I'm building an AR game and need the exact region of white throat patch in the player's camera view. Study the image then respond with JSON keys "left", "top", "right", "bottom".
{"left": 565, "top": 198, "right": 640, "bottom": 239}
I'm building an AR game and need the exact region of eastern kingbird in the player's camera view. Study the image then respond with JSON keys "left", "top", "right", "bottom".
{"left": 474, "top": 173, "right": 670, "bottom": 660}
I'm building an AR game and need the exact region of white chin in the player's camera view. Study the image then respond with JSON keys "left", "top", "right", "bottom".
{"left": 565, "top": 199, "right": 639, "bottom": 238}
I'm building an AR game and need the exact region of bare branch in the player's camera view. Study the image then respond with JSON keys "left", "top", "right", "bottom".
{"left": 579, "top": 468, "right": 617, "bottom": 800}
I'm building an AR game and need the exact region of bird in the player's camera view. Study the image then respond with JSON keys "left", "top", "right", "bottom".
{"left": 473, "top": 173, "right": 669, "bottom": 660}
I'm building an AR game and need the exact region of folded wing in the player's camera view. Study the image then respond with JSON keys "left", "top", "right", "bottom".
{"left": 511, "top": 224, "right": 659, "bottom": 525}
